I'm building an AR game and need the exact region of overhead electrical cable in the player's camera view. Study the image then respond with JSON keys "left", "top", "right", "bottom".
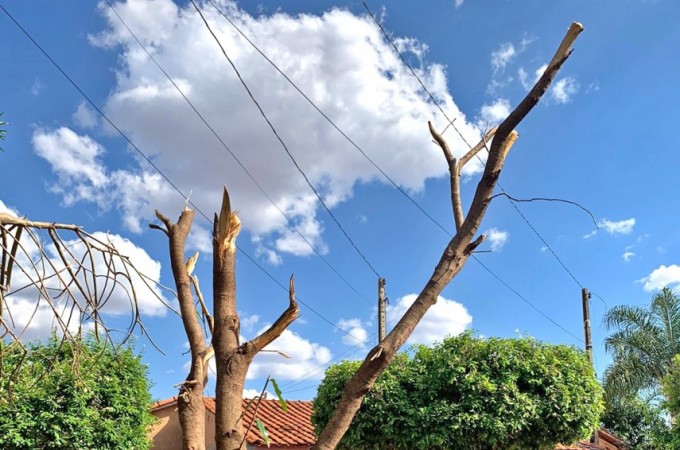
{"left": 0, "top": 4, "right": 362, "bottom": 342}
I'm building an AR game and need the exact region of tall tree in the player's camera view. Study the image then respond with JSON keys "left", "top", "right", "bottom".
{"left": 603, "top": 287, "right": 680, "bottom": 401}
{"left": 156, "top": 20, "right": 584, "bottom": 450}
{"left": 0, "top": 333, "right": 156, "bottom": 450}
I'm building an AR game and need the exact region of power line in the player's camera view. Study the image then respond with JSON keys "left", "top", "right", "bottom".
{"left": 191, "top": 0, "right": 382, "bottom": 279}
{"left": 473, "top": 256, "right": 584, "bottom": 344}
{"left": 206, "top": 0, "right": 450, "bottom": 237}
{"left": 103, "top": 0, "right": 371, "bottom": 306}
{"left": 362, "top": 1, "right": 591, "bottom": 341}
{"left": 0, "top": 4, "right": 361, "bottom": 344}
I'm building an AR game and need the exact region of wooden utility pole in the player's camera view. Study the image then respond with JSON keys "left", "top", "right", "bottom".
{"left": 582, "top": 287, "right": 599, "bottom": 445}
{"left": 378, "top": 278, "right": 386, "bottom": 342}
{"left": 581, "top": 287, "right": 593, "bottom": 366}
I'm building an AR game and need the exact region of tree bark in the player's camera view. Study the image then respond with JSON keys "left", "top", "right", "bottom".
{"left": 211, "top": 187, "right": 299, "bottom": 450}
{"left": 312, "top": 21, "right": 583, "bottom": 450}
{"left": 155, "top": 207, "right": 209, "bottom": 450}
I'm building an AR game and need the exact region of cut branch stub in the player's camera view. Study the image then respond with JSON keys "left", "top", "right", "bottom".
{"left": 248, "top": 274, "right": 299, "bottom": 355}
{"left": 215, "top": 186, "right": 241, "bottom": 254}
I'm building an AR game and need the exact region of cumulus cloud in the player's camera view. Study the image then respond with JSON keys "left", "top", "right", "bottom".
{"left": 247, "top": 328, "right": 332, "bottom": 380}
{"left": 72, "top": 101, "right": 99, "bottom": 129}
{"left": 551, "top": 77, "right": 579, "bottom": 104}
{"left": 34, "top": 0, "right": 486, "bottom": 262}
{"left": 479, "top": 98, "right": 510, "bottom": 125}
{"left": 638, "top": 265, "right": 680, "bottom": 292}
{"left": 584, "top": 218, "right": 636, "bottom": 239}
{"left": 387, "top": 293, "right": 472, "bottom": 345}
{"left": 491, "top": 43, "right": 517, "bottom": 74}
{"left": 485, "top": 227, "right": 509, "bottom": 252}
{"left": 599, "top": 218, "right": 636, "bottom": 236}
{"left": 622, "top": 251, "right": 635, "bottom": 262}
{"left": 337, "top": 318, "right": 369, "bottom": 348}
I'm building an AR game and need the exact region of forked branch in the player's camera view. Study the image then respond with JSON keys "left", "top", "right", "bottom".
{"left": 312, "top": 21, "right": 584, "bottom": 450}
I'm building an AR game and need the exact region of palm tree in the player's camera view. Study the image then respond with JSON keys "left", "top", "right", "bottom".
{"left": 603, "top": 287, "right": 680, "bottom": 402}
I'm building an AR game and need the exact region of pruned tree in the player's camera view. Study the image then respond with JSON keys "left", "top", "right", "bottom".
{"left": 156, "top": 21, "right": 583, "bottom": 450}
{"left": 154, "top": 191, "right": 299, "bottom": 450}
{"left": 311, "top": 21, "right": 584, "bottom": 449}
{"left": 0, "top": 211, "right": 169, "bottom": 382}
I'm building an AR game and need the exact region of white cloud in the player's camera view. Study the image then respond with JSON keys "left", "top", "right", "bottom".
{"left": 247, "top": 328, "right": 332, "bottom": 380}
{"left": 583, "top": 218, "right": 636, "bottom": 239}
{"left": 187, "top": 225, "right": 213, "bottom": 254}
{"left": 622, "top": 251, "right": 635, "bottom": 262}
{"left": 638, "top": 265, "right": 680, "bottom": 292}
{"left": 33, "top": 127, "right": 108, "bottom": 191}
{"left": 485, "top": 227, "right": 509, "bottom": 252}
{"left": 35, "top": 0, "right": 485, "bottom": 259}
{"left": 73, "top": 101, "right": 98, "bottom": 129}
{"left": 241, "top": 314, "right": 260, "bottom": 332}
{"left": 243, "top": 388, "right": 271, "bottom": 399}
{"left": 599, "top": 218, "right": 636, "bottom": 236}
{"left": 491, "top": 43, "right": 516, "bottom": 74}
{"left": 479, "top": 98, "right": 510, "bottom": 125}
{"left": 551, "top": 77, "right": 579, "bottom": 104}
{"left": 31, "top": 77, "right": 44, "bottom": 96}
{"left": 1, "top": 200, "right": 170, "bottom": 342}
{"left": 454, "top": 0, "right": 465, "bottom": 8}
{"left": 387, "top": 293, "right": 472, "bottom": 345}
{"left": 337, "top": 318, "right": 369, "bottom": 348}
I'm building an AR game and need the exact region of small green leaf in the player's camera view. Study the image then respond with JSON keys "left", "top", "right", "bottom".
{"left": 256, "top": 418, "right": 270, "bottom": 448}
{"left": 270, "top": 378, "right": 287, "bottom": 413}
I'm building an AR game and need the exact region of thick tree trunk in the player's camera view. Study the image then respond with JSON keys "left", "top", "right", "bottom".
{"left": 211, "top": 187, "right": 299, "bottom": 450}
{"left": 155, "top": 208, "right": 210, "bottom": 450}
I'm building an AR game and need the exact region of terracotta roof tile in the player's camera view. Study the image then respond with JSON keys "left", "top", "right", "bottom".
{"left": 152, "top": 397, "right": 316, "bottom": 446}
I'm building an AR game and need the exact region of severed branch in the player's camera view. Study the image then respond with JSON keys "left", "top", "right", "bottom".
{"left": 248, "top": 275, "right": 299, "bottom": 354}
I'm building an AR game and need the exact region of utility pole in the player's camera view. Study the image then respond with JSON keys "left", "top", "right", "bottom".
{"left": 581, "top": 287, "right": 593, "bottom": 366}
{"left": 378, "top": 278, "right": 386, "bottom": 342}
{"left": 582, "top": 287, "right": 598, "bottom": 445}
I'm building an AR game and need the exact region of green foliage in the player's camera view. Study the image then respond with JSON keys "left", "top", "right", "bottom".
{"left": 601, "top": 395, "right": 671, "bottom": 449}
{"left": 0, "top": 334, "right": 156, "bottom": 449}
{"left": 662, "top": 355, "right": 680, "bottom": 448}
{"left": 313, "top": 332, "right": 603, "bottom": 450}
{"left": 603, "top": 287, "right": 680, "bottom": 402}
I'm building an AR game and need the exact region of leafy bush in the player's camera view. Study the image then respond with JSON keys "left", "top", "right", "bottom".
{"left": 313, "top": 332, "right": 603, "bottom": 450}
{"left": 0, "top": 334, "right": 156, "bottom": 449}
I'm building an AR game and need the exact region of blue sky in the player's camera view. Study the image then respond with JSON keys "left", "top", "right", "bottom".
{"left": 2, "top": 0, "right": 679, "bottom": 401}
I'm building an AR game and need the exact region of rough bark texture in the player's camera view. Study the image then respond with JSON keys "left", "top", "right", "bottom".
{"left": 155, "top": 208, "right": 209, "bottom": 450}
{"left": 311, "top": 21, "right": 584, "bottom": 450}
{"left": 157, "top": 187, "right": 298, "bottom": 450}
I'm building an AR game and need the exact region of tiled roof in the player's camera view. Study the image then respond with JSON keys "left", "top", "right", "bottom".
{"left": 151, "top": 397, "right": 316, "bottom": 447}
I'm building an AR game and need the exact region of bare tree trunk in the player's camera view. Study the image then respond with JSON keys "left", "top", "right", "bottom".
{"left": 312, "top": 21, "right": 584, "bottom": 450}
{"left": 156, "top": 208, "right": 212, "bottom": 450}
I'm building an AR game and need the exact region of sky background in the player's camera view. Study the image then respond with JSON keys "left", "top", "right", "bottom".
{"left": 2, "top": 0, "right": 679, "bottom": 401}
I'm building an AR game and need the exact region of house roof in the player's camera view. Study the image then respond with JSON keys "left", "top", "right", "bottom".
{"left": 554, "top": 428, "right": 630, "bottom": 450}
{"left": 151, "top": 397, "right": 316, "bottom": 447}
